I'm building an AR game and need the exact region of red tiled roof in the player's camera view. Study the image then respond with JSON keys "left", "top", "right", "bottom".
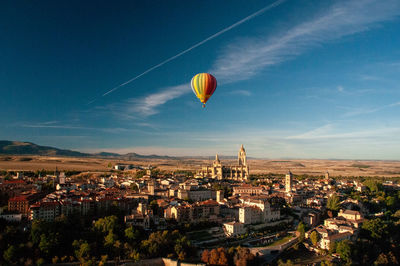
{"left": 4, "top": 180, "right": 26, "bottom": 184}
{"left": 199, "top": 199, "right": 218, "bottom": 206}
{"left": 9, "top": 196, "right": 28, "bottom": 201}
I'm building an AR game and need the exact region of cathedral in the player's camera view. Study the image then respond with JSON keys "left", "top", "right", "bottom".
{"left": 198, "top": 145, "right": 249, "bottom": 181}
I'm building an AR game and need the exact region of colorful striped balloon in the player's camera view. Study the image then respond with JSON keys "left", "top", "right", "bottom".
{"left": 191, "top": 73, "right": 217, "bottom": 107}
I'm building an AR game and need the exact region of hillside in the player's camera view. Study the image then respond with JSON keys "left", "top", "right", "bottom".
{"left": 0, "top": 141, "right": 90, "bottom": 157}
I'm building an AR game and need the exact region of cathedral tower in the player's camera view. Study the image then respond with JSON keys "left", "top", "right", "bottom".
{"left": 285, "top": 170, "right": 292, "bottom": 193}
{"left": 238, "top": 144, "right": 247, "bottom": 166}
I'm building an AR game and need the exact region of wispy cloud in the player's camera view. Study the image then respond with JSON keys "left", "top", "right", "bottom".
{"left": 91, "top": 0, "right": 400, "bottom": 119}
{"left": 16, "top": 122, "right": 144, "bottom": 134}
{"left": 125, "top": 84, "right": 190, "bottom": 117}
{"left": 88, "top": 0, "right": 285, "bottom": 102}
{"left": 211, "top": 0, "right": 400, "bottom": 83}
{"left": 342, "top": 101, "right": 400, "bottom": 117}
{"left": 286, "top": 123, "right": 400, "bottom": 141}
{"left": 230, "top": 89, "right": 252, "bottom": 96}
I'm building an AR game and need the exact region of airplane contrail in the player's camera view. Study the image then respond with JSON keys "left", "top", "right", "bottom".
{"left": 92, "top": 0, "right": 286, "bottom": 102}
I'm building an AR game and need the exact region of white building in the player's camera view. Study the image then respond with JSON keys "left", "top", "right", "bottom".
{"left": 239, "top": 198, "right": 280, "bottom": 224}
{"left": 30, "top": 201, "right": 60, "bottom": 221}
{"left": 223, "top": 221, "right": 245, "bottom": 237}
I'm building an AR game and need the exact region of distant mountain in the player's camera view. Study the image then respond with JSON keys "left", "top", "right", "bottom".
{"left": 94, "top": 152, "right": 122, "bottom": 157}
{"left": 0, "top": 140, "right": 251, "bottom": 160}
{"left": 122, "top": 152, "right": 175, "bottom": 160}
{"left": 0, "top": 141, "right": 90, "bottom": 157}
{"left": 0, "top": 141, "right": 177, "bottom": 159}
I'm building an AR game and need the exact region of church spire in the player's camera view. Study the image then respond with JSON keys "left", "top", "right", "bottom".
{"left": 238, "top": 145, "right": 247, "bottom": 166}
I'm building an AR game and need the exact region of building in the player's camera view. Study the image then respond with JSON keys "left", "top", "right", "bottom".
{"left": 233, "top": 184, "right": 264, "bottom": 196}
{"left": 30, "top": 201, "right": 61, "bottom": 221}
{"left": 223, "top": 221, "right": 245, "bottom": 237}
{"left": 8, "top": 196, "right": 31, "bottom": 216}
{"left": 198, "top": 145, "right": 249, "bottom": 181}
{"left": 216, "top": 190, "right": 224, "bottom": 202}
{"left": 8, "top": 193, "right": 42, "bottom": 216}
{"left": 0, "top": 213, "right": 22, "bottom": 222}
{"left": 310, "top": 209, "right": 364, "bottom": 250}
{"left": 177, "top": 188, "right": 214, "bottom": 201}
{"left": 285, "top": 171, "right": 293, "bottom": 193}
{"left": 239, "top": 197, "right": 280, "bottom": 225}
{"left": 170, "top": 200, "right": 220, "bottom": 223}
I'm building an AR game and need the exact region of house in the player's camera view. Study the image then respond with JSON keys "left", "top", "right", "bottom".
{"left": 223, "top": 221, "right": 245, "bottom": 237}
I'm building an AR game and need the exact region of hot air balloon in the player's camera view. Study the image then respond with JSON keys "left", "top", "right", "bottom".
{"left": 191, "top": 73, "right": 217, "bottom": 107}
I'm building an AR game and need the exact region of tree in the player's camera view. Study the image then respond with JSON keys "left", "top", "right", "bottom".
{"left": 320, "top": 260, "right": 334, "bottom": 266}
{"left": 128, "top": 249, "right": 140, "bottom": 262}
{"left": 362, "top": 218, "right": 388, "bottom": 240}
{"left": 36, "top": 258, "right": 45, "bottom": 266}
{"left": 385, "top": 196, "right": 396, "bottom": 209}
{"left": 310, "top": 231, "right": 319, "bottom": 246}
{"left": 217, "top": 247, "right": 228, "bottom": 265}
{"left": 209, "top": 249, "right": 219, "bottom": 265}
{"left": 125, "top": 226, "right": 140, "bottom": 242}
{"left": 3, "top": 245, "right": 17, "bottom": 264}
{"left": 52, "top": 256, "right": 59, "bottom": 264}
{"left": 234, "top": 247, "right": 254, "bottom": 266}
{"left": 201, "top": 249, "right": 210, "bottom": 264}
{"left": 39, "top": 233, "right": 59, "bottom": 256}
{"left": 364, "top": 180, "right": 382, "bottom": 193}
{"left": 329, "top": 241, "right": 336, "bottom": 255}
{"left": 327, "top": 194, "right": 340, "bottom": 211}
{"left": 99, "top": 255, "right": 108, "bottom": 266}
{"left": 150, "top": 200, "right": 159, "bottom": 214}
{"left": 278, "top": 259, "right": 294, "bottom": 266}
{"left": 297, "top": 222, "right": 305, "bottom": 242}
{"left": 374, "top": 253, "right": 389, "bottom": 265}
{"left": 336, "top": 240, "right": 352, "bottom": 263}
{"left": 73, "top": 240, "right": 91, "bottom": 262}
{"left": 94, "top": 216, "right": 118, "bottom": 234}
{"left": 104, "top": 230, "right": 118, "bottom": 248}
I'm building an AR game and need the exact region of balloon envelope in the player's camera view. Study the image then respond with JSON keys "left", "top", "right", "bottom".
{"left": 191, "top": 73, "right": 217, "bottom": 107}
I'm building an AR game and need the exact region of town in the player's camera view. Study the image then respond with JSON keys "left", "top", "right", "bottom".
{"left": 1, "top": 145, "right": 399, "bottom": 265}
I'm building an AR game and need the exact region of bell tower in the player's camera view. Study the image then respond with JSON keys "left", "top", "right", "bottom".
{"left": 238, "top": 144, "right": 247, "bottom": 166}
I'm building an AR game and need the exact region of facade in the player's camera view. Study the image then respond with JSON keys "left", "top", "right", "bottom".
{"left": 233, "top": 184, "right": 264, "bottom": 196}
{"left": 239, "top": 198, "right": 280, "bottom": 225}
{"left": 30, "top": 202, "right": 61, "bottom": 221}
{"left": 8, "top": 193, "right": 42, "bottom": 216}
{"left": 223, "top": 221, "right": 245, "bottom": 237}
{"left": 8, "top": 196, "right": 31, "bottom": 216}
{"left": 311, "top": 209, "right": 364, "bottom": 250}
{"left": 285, "top": 171, "right": 293, "bottom": 193}
{"left": 198, "top": 145, "right": 249, "bottom": 181}
{"left": 170, "top": 200, "right": 220, "bottom": 223}
{"left": 216, "top": 190, "right": 224, "bottom": 202}
{"left": 318, "top": 231, "right": 352, "bottom": 250}
{"left": 177, "top": 188, "right": 214, "bottom": 201}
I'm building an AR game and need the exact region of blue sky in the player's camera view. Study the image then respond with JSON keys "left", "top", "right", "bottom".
{"left": 1, "top": 0, "right": 400, "bottom": 159}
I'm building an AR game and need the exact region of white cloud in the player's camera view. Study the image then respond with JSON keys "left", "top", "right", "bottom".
{"left": 342, "top": 101, "right": 400, "bottom": 117}
{"left": 211, "top": 0, "right": 400, "bottom": 83}
{"left": 230, "top": 89, "right": 252, "bottom": 96}
{"left": 95, "top": 0, "right": 285, "bottom": 100}
{"left": 125, "top": 83, "right": 190, "bottom": 117}
{"left": 286, "top": 123, "right": 400, "bottom": 140}
{"left": 100, "top": 0, "right": 400, "bottom": 118}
